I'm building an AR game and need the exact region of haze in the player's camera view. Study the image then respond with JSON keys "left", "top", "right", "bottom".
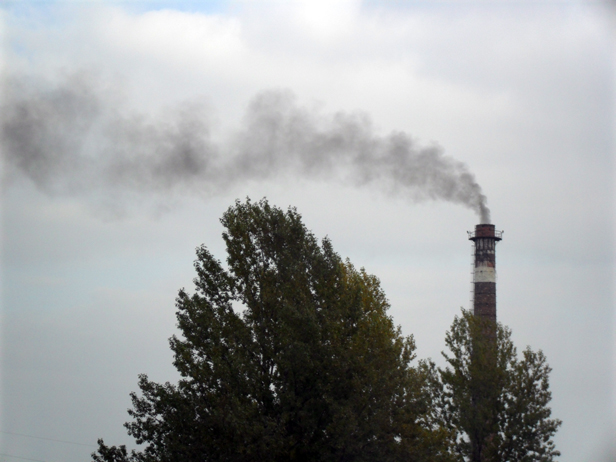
{"left": 1, "top": 2, "right": 614, "bottom": 462}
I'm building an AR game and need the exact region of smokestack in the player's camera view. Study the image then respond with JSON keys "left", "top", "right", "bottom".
{"left": 468, "top": 224, "right": 503, "bottom": 323}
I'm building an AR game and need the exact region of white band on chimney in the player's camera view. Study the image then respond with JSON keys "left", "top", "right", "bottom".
{"left": 474, "top": 267, "right": 496, "bottom": 283}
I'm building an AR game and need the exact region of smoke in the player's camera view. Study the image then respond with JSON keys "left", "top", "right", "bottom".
{"left": 1, "top": 73, "right": 490, "bottom": 223}
{"left": 1, "top": 73, "right": 219, "bottom": 197}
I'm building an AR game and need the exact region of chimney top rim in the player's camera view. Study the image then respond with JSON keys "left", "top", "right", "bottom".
{"left": 468, "top": 225, "right": 503, "bottom": 241}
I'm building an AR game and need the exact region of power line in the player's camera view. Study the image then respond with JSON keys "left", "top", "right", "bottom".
{"left": 0, "top": 430, "right": 97, "bottom": 448}
{"left": 0, "top": 453, "right": 47, "bottom": 462}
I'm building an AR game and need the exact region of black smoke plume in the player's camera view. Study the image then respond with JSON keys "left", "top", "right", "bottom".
{"left": 2, "top": 73, "right": 490, "bottom": 223}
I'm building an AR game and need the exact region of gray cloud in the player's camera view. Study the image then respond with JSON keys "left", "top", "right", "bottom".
{"left": 2, "top": 73, "right": 490, "bottom": 222}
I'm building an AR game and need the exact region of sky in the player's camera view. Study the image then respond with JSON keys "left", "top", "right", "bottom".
{"left": 0, "top": 1, "right": 614, "bottom": 461}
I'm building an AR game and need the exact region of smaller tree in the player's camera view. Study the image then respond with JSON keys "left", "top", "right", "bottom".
{"left": 436, "top": 310, "right": 561, "bottom": 462}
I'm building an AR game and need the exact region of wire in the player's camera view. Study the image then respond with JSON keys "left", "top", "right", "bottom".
{"left": 0, "top": 431, "right": 96, "bottom": 448}
{"left": 0, "top": 453, "right": 48, "bottom": 462}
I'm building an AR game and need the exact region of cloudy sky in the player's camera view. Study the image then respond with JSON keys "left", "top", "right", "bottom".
{"left": 1, "top": 1, "right": 614, "bottom": 461}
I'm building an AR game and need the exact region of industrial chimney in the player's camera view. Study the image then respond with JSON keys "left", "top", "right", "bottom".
{"left": 468, "top": 224, "right": 503, "bottom": 323}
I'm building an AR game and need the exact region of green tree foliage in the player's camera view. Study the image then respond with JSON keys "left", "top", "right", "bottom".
{"left": 93, "top": 198, "right": 450, "bottom": 462}
{"left": 435, "top": 310, "right": 561, "bottom": 462}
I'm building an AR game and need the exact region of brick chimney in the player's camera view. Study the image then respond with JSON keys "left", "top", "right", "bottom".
{"left": 468, "top": 224, "right": 503, "bottom": 323}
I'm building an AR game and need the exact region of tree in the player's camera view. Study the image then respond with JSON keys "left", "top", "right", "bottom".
{"left": 93, "top": 198, "right": 451, "bottom": 462}
{"left": 435, "top": 310, "right": 561, "bottom": 462}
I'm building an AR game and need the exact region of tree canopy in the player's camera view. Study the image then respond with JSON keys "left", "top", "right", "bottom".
{"left": 93, "top": 198, "right": 450, "bottom": 462}
{"left": 92, "top": 199, "right": 560, "bottom": 462}
{"left": 435, "top": 310, "right": 562, "bottom": 462}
